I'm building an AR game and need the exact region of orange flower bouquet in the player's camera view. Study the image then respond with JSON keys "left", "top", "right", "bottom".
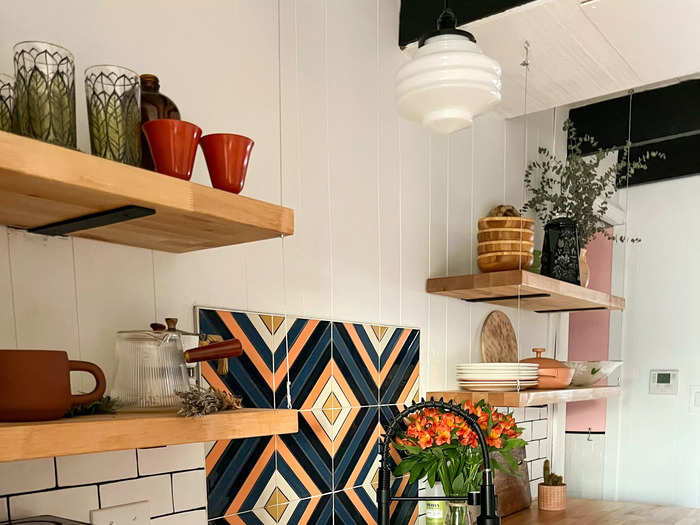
{"left": 393, "top": 400, "right": 526, "bottom": 498}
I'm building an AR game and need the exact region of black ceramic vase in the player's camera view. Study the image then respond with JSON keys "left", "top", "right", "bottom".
{"left": 540, "top": 218, "right": 580, "bottom": 285}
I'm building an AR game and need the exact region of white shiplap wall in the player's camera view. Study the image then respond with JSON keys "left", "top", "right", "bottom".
{"left": 0, "top": 1, "right": 560, "bottom": 522}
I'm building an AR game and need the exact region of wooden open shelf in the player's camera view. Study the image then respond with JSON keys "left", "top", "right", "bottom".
{"left": 0, "top": 131, "right": 294, "bottom": 253}
{"left": 427, "top": 386, "right": 621, "bottom": 407}
{"left": 0, "top": 408, "right": 298, "bottom": 462}
{"left": 427, "top": 270, "right": 625, "bottom": 313}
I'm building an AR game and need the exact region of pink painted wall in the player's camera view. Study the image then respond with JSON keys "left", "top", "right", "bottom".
{"left": 566, "top": 231, "right": 613, "bottom": 432}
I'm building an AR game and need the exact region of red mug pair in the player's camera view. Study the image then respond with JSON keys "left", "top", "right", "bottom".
{"left": 142, "top": 119, "right": 254, "bottom": 194}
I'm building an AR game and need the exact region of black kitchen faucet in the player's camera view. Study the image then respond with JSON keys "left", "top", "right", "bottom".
{"left": 377, "top": 398, "right": 501, "bottom": 525}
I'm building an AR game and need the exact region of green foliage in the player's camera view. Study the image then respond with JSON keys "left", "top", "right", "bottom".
{"left": 63, "top": 396, "right": 117, "bottom": 418}
{"left": 542, "top": 459, "right": 564, "bottom": 486}
{"left": 522, "top": 120, "right": 665, "bottom": 248}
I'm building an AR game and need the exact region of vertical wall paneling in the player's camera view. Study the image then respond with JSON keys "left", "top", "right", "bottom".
{"left": 327, "top": 0, "right": 381, "bottom": 324}
{"left": 378, "top": 0, "right": 402, "bottom": 327}
{"left": 0, "top": 227, "right": 16, "bottom": 348}
{"left": 398, "top": 120, "right": 429, "bottom": 329}
{"left": 280, "top": 0, "right": 333, "bottom": 320}
{"left": 7, "top": 230, "right": 80, "bottom": 358}
{"left": 73, "top": 239, "right": 156, "bottom": 392}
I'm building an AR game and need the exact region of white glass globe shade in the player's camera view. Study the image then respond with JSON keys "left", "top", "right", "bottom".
{"left": 396, "top": 34, "right": 502, "bottom": 134}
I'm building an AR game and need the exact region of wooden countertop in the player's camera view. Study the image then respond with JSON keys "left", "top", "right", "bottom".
{"left": 503, "top": 498, "right": 700, "bottom": 524}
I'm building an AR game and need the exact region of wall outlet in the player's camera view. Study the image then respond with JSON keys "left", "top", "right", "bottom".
{"left": 91, "top": 501, "right": 150, "bottom": 525}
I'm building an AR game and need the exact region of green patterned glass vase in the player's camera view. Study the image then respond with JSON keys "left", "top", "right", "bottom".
{"left": 84, "top": 65, "right": 141, "bottom": 166}
{"left": 13, "top": 41, "right": 76, "bottom": 147}
{"left": 0, "top": 74, "right": 14, "bottom": 132}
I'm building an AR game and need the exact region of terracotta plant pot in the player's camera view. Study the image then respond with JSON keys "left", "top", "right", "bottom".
{"left": 538, "top": 483, "right": 567, "bottom": 511}
{"left": 200, "top": 133, "right": 254, "bottom": 194}
{"left": 142, "top": 119, "right": 202, "bottom": 180}
{"left": 0, "top": 350, "right": 106, "bottom": 421}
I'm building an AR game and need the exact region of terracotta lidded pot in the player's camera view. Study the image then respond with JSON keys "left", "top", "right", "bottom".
{"left": 521, "top": 348, "right": 574, "bottom": 389}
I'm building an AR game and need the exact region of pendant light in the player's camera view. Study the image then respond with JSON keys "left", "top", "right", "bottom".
{"left": 395, "top": 8, "right": 502, "bottom": 134}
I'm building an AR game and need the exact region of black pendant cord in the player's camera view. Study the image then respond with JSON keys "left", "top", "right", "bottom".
{"left": 377, "top": 398, "right": 501, "bottom": 525}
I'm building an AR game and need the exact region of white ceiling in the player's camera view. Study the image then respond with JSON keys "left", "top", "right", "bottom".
{"left": 453, "top": 0, "right": 700, "bottom": 117}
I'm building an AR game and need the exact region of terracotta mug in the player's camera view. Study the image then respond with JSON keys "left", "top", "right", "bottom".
{"left": 200, "top": 133, "right": 254, "bottom": 194}
{"left": 0, "top": 350, "right": 106, "bottom": 421}
{"left": 142, "top": 119, "right": 202, "bottom": 180}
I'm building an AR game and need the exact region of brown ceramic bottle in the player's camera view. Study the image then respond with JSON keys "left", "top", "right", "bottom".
{"left": 140, "top": 74, "right": 181, "bottom": 170}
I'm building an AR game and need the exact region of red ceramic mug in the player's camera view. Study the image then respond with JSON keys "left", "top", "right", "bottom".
{"left": 0, "top": 350, "right": 106, "bottom": 421}
{"left": 200, "top": 133, "right": 254, "bottom": 194}
{"left": 142, "top": 119, "right": 202, "bottom": 180}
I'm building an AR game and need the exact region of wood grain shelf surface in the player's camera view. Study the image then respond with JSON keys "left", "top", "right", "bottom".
{"left": 503, "top": 498, "right": 700, "bottom": 524}
{"left": 0, "top": 408, "right": 298, "bottom": 462}
{"left": 426, "top": 270, "right": 625, "bottom": 313}
{"left": 0, "top": 131, "right": 294, "bottom": 253}
{"left": 427, "top": 386, "right": 621, "bottom": 407}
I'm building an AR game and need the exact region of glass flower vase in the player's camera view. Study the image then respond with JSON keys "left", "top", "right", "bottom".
{"left": 445, "top": 501, "right": 472, "bottom": 525}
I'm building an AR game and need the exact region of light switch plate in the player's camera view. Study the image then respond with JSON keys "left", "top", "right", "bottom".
{"left": 90, "top": 501, "right": 150, "bottom": 525}
{"left": 690, "top": 386, "right": 700, "bottom": 413}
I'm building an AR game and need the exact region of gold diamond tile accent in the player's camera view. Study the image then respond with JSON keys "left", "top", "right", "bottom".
{"left": 260, "top": 314, "right": 285, "bottom": 335}
{"left": 265, "top": 488, "right": 289, "bottom": 521}
{"left": 322, "top": 392, "right": 340, "bottom": 423}
{"left": 371, "top": 325, "right": 387, "bottom": 341}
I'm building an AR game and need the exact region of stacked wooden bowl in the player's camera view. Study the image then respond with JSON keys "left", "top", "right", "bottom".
{"left": 477, "top": 217, "right": 535, "bottom": 272}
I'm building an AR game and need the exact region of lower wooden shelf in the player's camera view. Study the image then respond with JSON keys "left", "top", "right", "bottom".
{"left": 427, "top": 386, "right": 621, "bottom": 407}
{"left": 0, "top": 408, "right": 298, "bottom": 462}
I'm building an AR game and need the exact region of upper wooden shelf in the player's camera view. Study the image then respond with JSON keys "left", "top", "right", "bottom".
{"left": 0, "top": 131, "right": 294, "bottom": 253}
{"left": 426, "top": 270, "right": 625, "bottom": 313}
{"left": 0, "top": 408, "right": 298, "bottom": 462}
{"left": 427, "top": 386, "right": 621, "bottom": 407}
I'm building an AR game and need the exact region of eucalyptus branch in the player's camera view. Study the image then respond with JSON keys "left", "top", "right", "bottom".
{"left": 522, "top": 119, "right": 664, "bottom": 248}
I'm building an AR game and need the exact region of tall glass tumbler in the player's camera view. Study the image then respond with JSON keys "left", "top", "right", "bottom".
{"left": 0, "top": 74, "right": 14, "bottom": 132}
{"left": 13, "top": 41, "right": 76, "bottom": 147}
{"left": 85, "top": 65, "right": 141, "bottom": 165}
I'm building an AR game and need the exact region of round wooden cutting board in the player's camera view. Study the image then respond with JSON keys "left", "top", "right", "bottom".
{"left": 481, "top": 311, "right": 518, "bottom": 363}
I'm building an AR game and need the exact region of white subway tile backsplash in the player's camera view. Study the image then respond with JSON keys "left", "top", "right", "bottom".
{"left": 100, "top": 475, "right": 173, "bottom": 517}
{"left": 151, "top": 509, "right": 207, "bottom": 524}
{"left": 511, "top": 408, "right": 525, "bottom": 423}
{"left": 519, "top": 421, "right": 532, "bottom": 442}
{"left": 529, "top": 458, "right": 545, "bottom": 480}
{"left": 0, "top": 458, "right": 55, "bottom": 496}
{"left": 539, "top": 406, "right": 548, "bottom": 419}
{"left": 524, "top": 407, "right": 540, "bottom": 421}
{"left": 57, "top": 450, "right": 137, "bottom": 486}
{"left": 532, "top": 419, "right": 548, "bottom": 440}
{"left": 172, "top": 470, "right": 206, "bottom": 512}
{"left": 525, "top": 441, "right": 539, "bottom": 461}
{"left": 10, "top": 485, "right": 98, "bottom": 523}
{"left": 0, "top": 498, "right": 7, "bottom": 522}
{"left": 137, "top": 444, "right": 205, "bottom": 475}
{"left": 530, "top": 478, "right": 542, "bottom": 500}
{"left": 543, "top": 437, "right": 551, "bottom": 458}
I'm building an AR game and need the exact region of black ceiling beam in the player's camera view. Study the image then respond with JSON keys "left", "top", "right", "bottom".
{"left": 399, "top": 0, "right": 536, "bottom": 48}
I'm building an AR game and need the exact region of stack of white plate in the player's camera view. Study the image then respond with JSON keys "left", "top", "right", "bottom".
{"left": 456, "top": 363, "right": 539, "bottom": 391}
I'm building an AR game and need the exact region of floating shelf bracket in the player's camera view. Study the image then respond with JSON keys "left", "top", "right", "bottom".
{"left": 462, "top": 293, "right": 550, "bottom": 304}
{"left": 28, "top": 205, "right": 156, "bottom": 236}
{"left": 534, "top": 306, "right": 607, "bottom": 313}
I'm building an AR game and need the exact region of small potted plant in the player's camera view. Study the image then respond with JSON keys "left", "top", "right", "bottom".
{"left": 522, "top": 120, "right": 664, "bottom": 286}
{"left": 393, "top": 400, "right": 526, "bottom": 524}
{"left": 538, "top": 459, "right": 566, "bottom": 511}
